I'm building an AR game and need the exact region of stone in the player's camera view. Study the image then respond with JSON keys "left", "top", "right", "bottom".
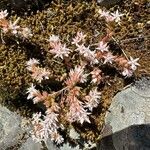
{"left": 97, "top": 0, "right": 121, "bottom": 7}
{"left": 0, "top": 105, "right": 45, "bottom": 150}
{"left": 18, "top": 138, "right": 43, "bottom": 150}
{"left": 0, "top": 105, "right": 24, "bottom": 150}
{"left": 98, "top": 77, "right": 150, "bottom": 150}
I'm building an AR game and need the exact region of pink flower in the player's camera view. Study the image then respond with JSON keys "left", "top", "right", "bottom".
{"left": 99, "top": 9, "right": 124, "bottom": 23}
{"left": 66, "top": 87, "right": 90, "bottom": 124}
{"left": 103, "top": 52, "right": 116, "bottom": 64}
{"left": 31, "top": 67, "right": 50, "bottom": 83}
{"left": 26, "top": 58, "right": 50, "bottom": 83}
{"left": 76, "top": 44, "right": 98, "bottom": 64}
{"left": 50, "top": 42, "right": 70, "bottom": 59}
{"left": 75, "top": 44, "right": 86, "bottom": 54}
{"left": 26, "top": 84, "right": 40, "bottom": 100}
{"left": 26, "top": 58, "right": 39, "bottom": 70}
{"left": 26, "top": 84, "right": 49, "bottom": 104}
{"left": 50, "top": 130, "right": 64, "bottom": 144}
{"left": 96, "top": 41, "right": 109, "bottom": 52}
{"left": 67, "top": 95, "right": 90, "bottom": 124}
{"left": 31, "top": 107, "right": 63, "bottom": 144}
{"left": 98, "top": 9, "right": 110, "bottom": 18}
{"left": 65, "top": 66, "right": 87, "bottom": 87}
{"left": 122, "top": 68, "right": 133, "bottom": 77}
{"left": 90, "top": 68, "right": 102, "bottom": 84}
{"left": 72, "top": 31, "right": 86, "bottom": 45}
{"left": 98, "top": 9, "right": 115, "bottom": 22}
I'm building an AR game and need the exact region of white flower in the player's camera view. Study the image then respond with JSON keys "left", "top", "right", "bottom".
{"left": 26, "top": 58, "right": 39, "bottom": 66}
{"left": 98, "top": 9, "right": 110, "bottom": 17}
{"left": 111, "top": 10, "right": 124, "bottom": 23}
{"left": 98, "top": 9, "right": 115, "bottom": 22}
{"left": 9, "top": 18, "right": 20, "bottom": 34}
{"left": 84, "top": 88, "right": 101, "bottom": 111}
{"left": 72, "top": 66, "right": 87, "bottom": 83}
{"left": 0, "top": 10, "right": 8, "bottom": 19}
{"left": 48, "top": 35, "right": 60, "bottom": 43}
{"left": 32, "top": 112, "right": 42, "bottom": 124}
{"left": 26, "top": 84, "right": 39, "bottom": 100}
{"left": 82, "top": 46, "right": 96, "bottom": 60}
{"left": 67, "top": 89, "right": 91, "bottom": 124}
{"left": 31, "top": 67, "right": 50, "bottom": 83}
{"left": 75, "top": 44, "right": 86, "bottom": 54}
{"left": 96, "top": 41, "right": 109, "bottom": 52}
{"left": 40, "top": 68, "right": 50, "bottom": 80}
{"left": 103, "top": 52, "right": 115, "bottom": 64}
{"left": 31, "top": 109, "right": 63, "bottom": 144}
{"left": 26, "top": 84, "right": 44, "bottom": 103}
{"left": 50, "top": 130, "right": 64, "bottom": 144}
{"left": 50, "top": 43, "right": 70, "bottom": 59}
{"left": 26, "top": 83, "right": 36, "bottom": 93}
{"left": 21, "top": 27, "right": 33, "bottom": 38}
{"left": 44, "top": 111, "right": 59, "bottom": 125}
{"left": 80, "top": 73, "right": 88, "bottom": 83}
{"left": 76, "top": 44, "right": 98, "bottom": 64}
{"left": 128, "top": 56, "right": 140, "bottom": 70}
{"left": 65, "top": 66, "right": 87, "bottom": 87}
{"left": 122, "top": 68, "right": 133, "bottom": 77}
{"left": 68, "top": 104, "right": 91, "bottom": 124}
{"left": 77, "top": 109, "right": 91, "bottom": 124}
{"left": 26, "top": 58, "right": 39, "bottom": 71}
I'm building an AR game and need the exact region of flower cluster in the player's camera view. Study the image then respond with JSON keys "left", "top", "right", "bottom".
{"left": 31, "top": 106, "right": 64, "bottom": 144}
{"left": 26, "top": 62, "right": 102, "bottom": 143}
{"left": 98, "top": 9, "right": 124, "bottom": 23}
{"left": 25, "top": 9, "right": 140, "bottom": 146}
{"left": 115, "top": 56, "right": 140, "bottom": 77}
{"left": 48, "top": 35, "right": 70, "bottom": 59}
{"left": 26, "top": 58, "right": 50, "bottom": 83}
{"left": 0, "top": 10, "right": 32, "bottom": 38}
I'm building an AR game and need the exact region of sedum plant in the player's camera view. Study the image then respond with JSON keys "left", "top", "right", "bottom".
{"left": 0, "top": 8, "right": 140, "bottom": 146}
{"left": 0, "top": 10, "right": 32, "bottom": 40}
{"left": 26, "top": 9, "right": 140, "bottom": 145}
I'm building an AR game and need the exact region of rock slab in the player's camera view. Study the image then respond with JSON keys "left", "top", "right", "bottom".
{"left": 99, "top": 77, "right": 150, "bottom": 150}
{"left": 97, "top": 0, "right": 121, "bottom": 7}
{"left": 0, "top": 104, "right": 58, "bottom": 150}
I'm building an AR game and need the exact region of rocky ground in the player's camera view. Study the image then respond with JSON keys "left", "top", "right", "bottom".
{"left": 1, "top": 77, "right": 150, "bottom": 149}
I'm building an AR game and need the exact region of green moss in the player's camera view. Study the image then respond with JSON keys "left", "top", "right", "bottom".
{"left": 0, "top": 43, "right": 32, "bottom": 102}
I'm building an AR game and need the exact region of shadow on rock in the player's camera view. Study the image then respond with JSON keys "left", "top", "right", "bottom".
{"left": 98, "top": 124, "right": 150, "bottom": 150}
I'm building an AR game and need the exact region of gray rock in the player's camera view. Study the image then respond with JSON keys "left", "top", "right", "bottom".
{"left": 97, "top": 0, "right": 121, "bottom": 7}
{"left": 0, "top": 104, "right": 60, "bottom": 150}
{"left": 0, "top": 105, "right": 24, "bottom": 150}
{"left": 19, "top": 138, "right": 43, "bottom": 150}
{"left": 0, "top": 105, "right": 45, "bottom": 150}
{"left": 45, "top": 138, "right": 58, "bottom": 150}
{"left": 98, "top": 77, "right": 150, "bottom": 150}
